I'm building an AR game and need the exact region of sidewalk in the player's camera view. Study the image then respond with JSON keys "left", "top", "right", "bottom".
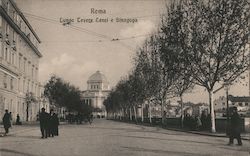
{"left": 112, "top": 119, "right": 250, "bottom": 141}
{"left": 0, "top": 123, "right": 39, "bottom": 137}
{"left": 0, "top": 121, "right": 69, "bottom": 137}
{"left": 163, "top": 127, "right": 250, "bottom": 141}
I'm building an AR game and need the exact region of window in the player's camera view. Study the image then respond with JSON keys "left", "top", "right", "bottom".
{"left": 5, "top": 47, "right": 8, "bottom": 60}
{"left": 0, "top": 43, "right": 2, "bottom": 58}
{"left": 27, "top": 81, "right": 30, "bottom": 92}
{"left": 222, "top": 102, "right": 225, "bottom": 106}
{"left": 18, "top": 78, "right": 20, "bottom": 91}
{"left": 1, "top": 44, "right": 4, "bottom": 58}
{"left": 232, "top": 102, "right": 235, "bottom": 105}
{"left": 19, "top": 55, "right": 21, "bottom": 69}
{"left": 3, "top": 74, "right": 7, "bottom": 88}
{"left": 12, "top": 52, "right": 15, "bottom": 65}
{"left": 23, "top": 58, "right": 26, "bottom": 72}
{"left": 9, "top": 51, "right": 11, "bottom": 63}
{"left": 23, "top": 80, "right": 25, "bottom": 92}
{"left": 239, "top": 103, "right": 243, "bottom": 107}
{"left": 6, "top": 2, "right": 9, "bottom": 13}
{"left": 32, "top": 66, "right": 34, "bottom": 78}
{"left": 5, "top": 23, "right": 9, "bottom": 35}
{"left": 245, "top": 103, "right": 248, "bottom": 106}
{"left": 10, "top": 77, "right": 13, "bottom": 90}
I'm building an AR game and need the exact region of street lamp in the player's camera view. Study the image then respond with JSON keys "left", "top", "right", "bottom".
{"left": 224, "top": 81, "right": 231, "bottom": 133}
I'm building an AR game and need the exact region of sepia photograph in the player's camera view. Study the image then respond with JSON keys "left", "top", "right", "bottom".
{"left": 0, "top": 0, "right": 250, "bottom": 155}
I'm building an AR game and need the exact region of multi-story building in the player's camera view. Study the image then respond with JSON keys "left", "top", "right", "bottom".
{"left": 214, "top": 95, "right": 250, "bottom": 117}
{"left": 81, "top": 71, "right": 111, "bottom": 118}
{"left": 0, "top": 0, "right": 43, "bottom": 122}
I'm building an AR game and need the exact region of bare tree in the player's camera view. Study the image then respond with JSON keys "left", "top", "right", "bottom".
{"left": 179, "top": 0, "right": 250, "bottom": 132}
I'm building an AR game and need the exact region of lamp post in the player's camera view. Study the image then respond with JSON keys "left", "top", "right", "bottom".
{"left": 224, "top": 81, "right": 230, "bottom": 133}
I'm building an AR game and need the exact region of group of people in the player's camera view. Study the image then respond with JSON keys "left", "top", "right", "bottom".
{"left": 183, "top": 107, "right": 243, "bottom": 146}
{"left": 183, "top": 114, "right": 207, "bottom": 130}
{"left": 39, "top": 108, "right": 59, "bottom": 139}
{"left": 66, "top": 112, "right": 93, "bottom": 125}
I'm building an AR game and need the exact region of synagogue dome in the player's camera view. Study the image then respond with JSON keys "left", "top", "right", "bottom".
{"left": 87, "top": 71, "right": 108, "bottom": 84}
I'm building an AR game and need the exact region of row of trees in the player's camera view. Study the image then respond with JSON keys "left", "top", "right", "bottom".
{"left": 104, "top": 0, "right": 250, "bottom": 132}
{"left": 44, "top": 76, "right": 92, "bottom": 116}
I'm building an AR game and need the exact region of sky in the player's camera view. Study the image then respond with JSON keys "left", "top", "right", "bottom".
{"left": 15, "top": 0, "right": 249, "bottom": 104}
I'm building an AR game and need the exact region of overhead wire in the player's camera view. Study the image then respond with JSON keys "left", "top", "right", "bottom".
{"left": 23, "top": 12, "right": 140, "bottom": 51}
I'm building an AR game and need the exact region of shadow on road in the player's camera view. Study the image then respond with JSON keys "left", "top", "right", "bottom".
{"left": 116, "top": 135, "right": 233, "bottom": 146}
{"left": 0, "top": 148, "right": 37, "bottom": 156}
{"left": 121, "top": 146, "right": 211, "bottom": 156}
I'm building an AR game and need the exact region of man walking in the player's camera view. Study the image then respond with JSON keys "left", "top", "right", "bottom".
{"left": 228, "top": 107, "right": 242, "bottom": 146}
{"left": 39, "top": 108, "right": 49, "bottom": 139}
{"left": 2, "top": 109, "right": 11, "bottom": 135}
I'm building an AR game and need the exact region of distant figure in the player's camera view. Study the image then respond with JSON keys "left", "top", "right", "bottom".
{"left": 39, "top": 108, "right": 49, "bottom": 139}
{"left": 2, "top": 109, "right": 11, "bottom": 135}
{"left": 195, "top": 116, "right": 202, "bottom": 130}
{"left": 201, "top": 110, "right": 209, "bottom": 130}
{"left": 9, "top": 112, "right": 13, "bottom": 127}
{"left": 87, "top": 113, "right": 93, "bottom": 124}
{"left": 228, "top": 107, "right": 242, "bottom": 146}
{"left": 16, "top": 114, "right": 22, "bottom": 125}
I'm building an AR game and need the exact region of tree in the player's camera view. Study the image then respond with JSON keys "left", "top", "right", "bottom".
{"left": 161, "top": 1, "right": 194, "bottom": 128}
{"left": 25, "top": 92, "right": 37, "bottom": 121}
{"left": 44, "top": 75, "right": 89, "bottom": 113}
{"left": 175, "top": 0, "right": 250, "bottom": 132}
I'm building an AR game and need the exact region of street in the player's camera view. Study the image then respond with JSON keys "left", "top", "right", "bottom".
{"left": 0, "top": 119, "right": 250, "bottom": 156}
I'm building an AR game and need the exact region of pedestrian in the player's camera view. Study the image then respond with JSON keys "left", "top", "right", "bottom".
{"left": 195, "top": 116, "right": 202, "bottom": 130}
{"left": 228, "top": 107, "right": 242, "bottom": 146}
{"left": 51, "top": 113, "right": 59, "bottom": 136}
{"left": 48, "top": 109, "right": 54, "bottom": 137}
{"left": 39, "top": 108, "right": 49, "bottom": 139}
{"left": 16, "top": 114, "right": 22, "bottom": 125}
{"left": 201, "top": 110, "right": 207, "bottom": 130}
{"left": 87, "top": 113, "right": 93, "bottom": 125}
{"left": 2, "top": 109, "right": 11, "bottom": 135}
{"left": 9, "top": 112, "right": 13, "bottom": 128}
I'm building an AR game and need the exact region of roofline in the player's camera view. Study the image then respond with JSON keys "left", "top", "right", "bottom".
{"left": 0, "top": 6, "right": 42, "bottom": 57}
{"left": 9, "top": 0, "right": 41, "bottom": 43}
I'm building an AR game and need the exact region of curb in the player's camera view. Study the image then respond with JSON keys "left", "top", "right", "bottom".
{"left": 111, "top": 119, "right": 250, "bottom": 141}
{"left": 165, "top": 128, "right": 250, "bottom": 141}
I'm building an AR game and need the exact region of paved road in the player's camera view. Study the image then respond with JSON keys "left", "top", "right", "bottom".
{"left": 0, "top": 119, "right": 249, "bottom": 156}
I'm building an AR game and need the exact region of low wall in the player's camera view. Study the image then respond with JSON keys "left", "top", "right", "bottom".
{"left": 245, "top": 118, "right": 250, "bottom": 133}
{"left": 110, "top": 116, "right": 250, "bottom": 132}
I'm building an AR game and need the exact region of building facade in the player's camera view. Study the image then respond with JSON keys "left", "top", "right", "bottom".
{"left": 214, "top": 95, "right": 250, "bottom": 117}
{"left": 81, "top": 71, "right": 110, "bottom": 117}
{"left": 0, "top": 0, "right": 43, "bottom": 122}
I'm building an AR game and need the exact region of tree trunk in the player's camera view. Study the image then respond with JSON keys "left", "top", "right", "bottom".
{"left": 26, "top": 103, "right": 29, "bottom": 122}
{"left": 180, "top": 96, "right": 184, "bottom": 128}
{"left": 119, "top": 110, "right": 122, "bottom": 120}
{"left": 209, "top": 90, "right": 216, "bottom": 133}
{"left": 133, "top": 106, "right": 137, "bottom": 123}
{"left": 161, "top": 99, "right": 164, "bottom": 125}
{"left": 141, "top": 103, "right": 144, "bottom": 123}
{"left": 148, "top": 102, "right": 152, "bottom": 124}
{"left": 129, "top": 107, "right": 132, "bottom": 121}
{"left": 148, "top": 100, "right": 152, "bottom": 124}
